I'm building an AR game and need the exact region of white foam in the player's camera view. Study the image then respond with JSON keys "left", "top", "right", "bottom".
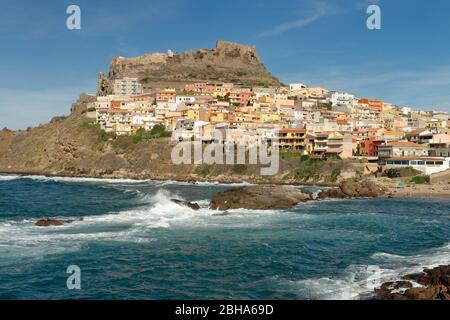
{"left": 20, "top": 175, "right": 154, "bottom": 184}
{"left": 287, "top": 243, "right": 450, "bottom": 300}
{"left": 0, "top": 175, "right": 20, "bottom": 181}
{"left": 0, "top": 185, "right": 302, "bottom": 262}
{"left": 1, "top": 174, "right": 257, "bottom": 189}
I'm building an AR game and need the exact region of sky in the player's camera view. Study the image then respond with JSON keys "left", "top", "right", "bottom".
{"left": 0, "top": 0, "right": 450, "bottom": 129}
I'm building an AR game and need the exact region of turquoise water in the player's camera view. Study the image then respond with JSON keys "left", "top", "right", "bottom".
{"left": 0, "top": 174, "right": 449, "bottom": 299}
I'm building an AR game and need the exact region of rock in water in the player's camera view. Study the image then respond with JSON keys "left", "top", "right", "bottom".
{"left": 210, "top": 185, "right": 311, "bottom": 210}
{"left": 35, "top": 218, "right": 82, "bottom": 227}
{"left": 171, "top": 199, "right": 201, "bottom": 211}
{"left": 318, "top": 179, "right": 387, "bottom": 199}
{"left": 35, "top": 219, "right": 65, "bottom": 227}
{"left": 374, "top": 265, "right": 450, "bottom": 300}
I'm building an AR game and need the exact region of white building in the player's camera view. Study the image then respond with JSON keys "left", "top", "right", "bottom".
{"left": 132, "top": 115, "right": 157, "bottom": 131}
{"left": 327, "top": 91, "right": 357, "bottom": 108}
{"left": 289, "top": 83, "right": 307, "bottom": 92}
{"left": 385, "top": 157, "right": 450, "bottom": 175}
{"left": 113, "top": 77, "right": 143, "bottom": 96}
{"left": 176, "top": 96, "right": 196, "bottom": 105}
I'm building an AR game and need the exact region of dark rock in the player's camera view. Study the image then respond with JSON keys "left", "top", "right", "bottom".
{"left": 35, "top": 218, "right": 83, "bottom": 227}
{"left": 35, "top": 219, "right": 65, "bottom": 227}
{"left": 318, "top": 179, "right": 387, "bottom": 199}
{"left": 318, "top": 187, "right": 348, "bottom": 199}
{"left": 402, "top": 272, "right": 431, "bottom": 286}
{"left": 374, "top": 281, "right": 411, "bottom": 300}
{"left": 210, "top": 185, "right": 311, "bottom": 210}
{"left": 374, "top": 265, "right": 450, "bottom": 300}
{"left": 171, "top": 199, "right": 201, "bottom": 211}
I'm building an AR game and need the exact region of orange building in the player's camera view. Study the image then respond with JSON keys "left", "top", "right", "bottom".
{"left": 156, "top": 91, "right": 176, "bottom": 102}
{"left": 358, "top": 99, "right": 383, "bottom": 113}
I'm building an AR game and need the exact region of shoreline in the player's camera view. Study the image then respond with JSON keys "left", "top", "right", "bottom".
{"left": 0, "top": 169, "right": 337, "bottom": 187}
{"left": 386, "top": 184, "right": 450, "bottom": 199}
{"left": 2, "top": 170, "right": 450, "bottom": 199}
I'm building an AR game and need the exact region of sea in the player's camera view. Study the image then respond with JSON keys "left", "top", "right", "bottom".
{"left": 0, "top": 174, "right": 449, "bottom": 299}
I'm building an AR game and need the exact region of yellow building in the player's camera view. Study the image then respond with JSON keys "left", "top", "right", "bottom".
{"left": 210, "top": 112, "right": 226, "bottom": 123}
{"left": 187, "top": 106, "right": 210, "bottom": 121}
{"left": 260, "top": 113, "right": 280, "bottom": 123}
{"left": 277, "top": 128, "right": 307, "bottom": 152}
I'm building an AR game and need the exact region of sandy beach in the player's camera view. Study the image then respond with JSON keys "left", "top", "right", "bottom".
{"left": 387, "top": 183, "right": 450, "bottom": 199}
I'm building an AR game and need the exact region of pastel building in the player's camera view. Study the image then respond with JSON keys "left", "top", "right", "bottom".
{"left": 385, "top": 157, "right": 450, "bottom": 175}
{"left": 113, "top": 77, "right": 143, "bottom": 96}
{"left": 378, "top": 141, "right": 429, "bottom": 163}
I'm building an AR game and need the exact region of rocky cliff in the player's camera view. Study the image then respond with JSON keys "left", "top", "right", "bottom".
{"left": 98, "top": 40, "right": 281, "bottom": 94}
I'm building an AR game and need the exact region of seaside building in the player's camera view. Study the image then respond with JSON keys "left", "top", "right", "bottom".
{"left": 378, "top": 141, "right": 429, "bottom": 164}
{"left": 385, "top": 157, "right": 450, "bottom": 175}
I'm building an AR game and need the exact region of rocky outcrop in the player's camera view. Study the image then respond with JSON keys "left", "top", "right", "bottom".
{"left": 35, "top": 219, "right": 64, "bottom": 227}
{"left": 374, "top": 265, "right": 450, "bottom": 300}
{"left": 99, "top": 40, "right": 281, "bottom": 95}
{"left": 35, "top": 218, "right": 83, "bottom": 227}
{"left": 318, "top": 179, "right": 388, "bottom": 199}
{"left": 210, "top": 185, "right": 311, "bottom": 210}
{"left": 70, "top": 93, "right": 96, "bottom": 115}
{"left": 171, "top": 199, "right": 201, "bottom": 211}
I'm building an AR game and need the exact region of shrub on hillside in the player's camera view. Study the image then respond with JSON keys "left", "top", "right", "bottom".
{"left": 382, "top": 167, "right": 422, "bottom": 178}
{"left": 410, "top": 176, "right": 430, "bottom": 184}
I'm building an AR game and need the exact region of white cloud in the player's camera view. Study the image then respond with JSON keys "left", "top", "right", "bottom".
{"left": 257, "top": 1, "right": 339, "bottom": 38}
{"left": 282, "top": 63, "right": 450, "bottom": 112}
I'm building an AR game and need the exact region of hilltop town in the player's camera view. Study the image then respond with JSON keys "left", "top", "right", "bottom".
{"left": 1, "top": 41, "right": 450, "bottom": 188}
{"left": 90, "top": 74, "right": 450, "bottom": 179}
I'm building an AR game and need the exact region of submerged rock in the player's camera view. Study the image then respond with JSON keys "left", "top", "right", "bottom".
{"left": 374, "top": 265, "right": 450, "bottom": 300}
{"left": 35, "top": 219, "right": 66, "bottom": 227}
{"left": 318, "top": 179, "right": 388, "bottom": 199}
{"left": 209, "top": 185, "right": 311, "bottom": 210}
{"left": 171, "top": 199, "right": 201, "bottom": 211}
{"left": 35, "top": 218, "right": 83, "bottom": 227}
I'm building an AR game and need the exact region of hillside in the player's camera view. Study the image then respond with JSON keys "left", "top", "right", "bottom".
{"left": 98, "top": 40, "right": 281, "bottom": 94}
{"left": 0, "top": 96, "right": 362, "bottom": 183}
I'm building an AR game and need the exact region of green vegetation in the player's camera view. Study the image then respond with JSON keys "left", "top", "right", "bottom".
{"left": 331, "top": 168, "right": 342, "bottom": 182}
{"left": 280, "top": 150, "right": 304, "bottom": 160}
{"left": 294, "top": 158, "right": 326, "bottom": 181}
{"left": 132, "top": 125, "right": 172, "bottom": 144}
{"left": 81, "top": 120, "right": 96, "bottom": 129}
{"left": 382, "top": 168, "right": 401, "bottom": 178}
{"left": 233, "top": 164, "right": 248, "bottom": 174}
{"left": 410, "top": 176, "right": 430, "bottom": 184}
{"left": 97, "top": 131, "right": 116, "bottom": 143}
{"left": 382, "top": 167, "right": 422, "bottom": 179}
{"left": 195, "top": 165, "right": 220, "bottom": 177}
{"left": 150, "top": 124, "right": 172, "bottom": 138}
{"left": 50, "top": 116, "right": 67, "bottom": 123}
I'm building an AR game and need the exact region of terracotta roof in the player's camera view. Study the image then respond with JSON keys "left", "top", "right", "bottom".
{"left": 385, "top": 141, "right": 424, "bottom": 147}
{"left": 279, "top": 128, "right": 306, "bottom": 133}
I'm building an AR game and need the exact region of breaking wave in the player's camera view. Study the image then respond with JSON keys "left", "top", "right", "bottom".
{"left": 0, "top": 174, "right": 20, "bottom": 181}
{"left": 0, "top": 174, "right": 254, "bottom": 188}
{"left": 0, "top": 187, "right": 293, "bottom": 263}
{"left": 286, "top": 243, "right": 450, "bottom": 300}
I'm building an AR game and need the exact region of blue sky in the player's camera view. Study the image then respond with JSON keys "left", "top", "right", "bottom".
{"left": 1, "top": 0, "right": 450, "bottom": 129}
